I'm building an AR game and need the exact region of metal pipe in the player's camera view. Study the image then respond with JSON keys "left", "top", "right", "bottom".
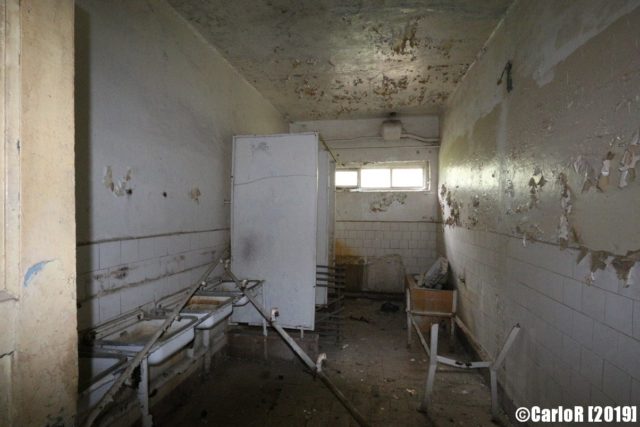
{"left": 420, "top": 323, "right": 439, "bottom": 412}
{"left": 437, "top": 355, "right": 491, "bottom": 369}
{"left": 83, "top": 260, "right": 220, "bottom": 427}
{"left": 400, "top": 133, "right": 440, "bottom": 145}
{"left": 408, "top": 313, "right": 430, "bottom": 357}
{"left": 223, "top": 262, "right": 370, "bottom": 427}
{"left": 406, "top": 290, "right": 413, "bottom": 347}
{"left": 137, "top": 357, "right": 152, "bottom": 427}
{"left": 412, "top": 318, "right": 521, "bottom": 420}
{"left": 492, "top": 325, "right": 520, "bottom": 370}
{"left": 490, "top": 325, "right": 521, "bottom": 420}
{"left": 409, "top": 313, "right": 493, "bottom": 369}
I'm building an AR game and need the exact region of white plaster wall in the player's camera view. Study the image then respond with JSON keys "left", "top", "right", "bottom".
{"left": 292, "top": 116, "right": 440, "bottom": 274}
{"left": 75, "top": 0, "right": 287, "bottom": 329}
{"left": 440, "top": 1, "right": 640, "bottom": 411}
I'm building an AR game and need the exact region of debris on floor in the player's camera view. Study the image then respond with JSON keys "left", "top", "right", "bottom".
{"left": 380, "top": 301, "right": 399, "bottom": 312}
{"left": 349, "top": 315, "right": 370, "bottom": 323}
{"left": 153, "top": 298, "right": 507, "bottom": 427}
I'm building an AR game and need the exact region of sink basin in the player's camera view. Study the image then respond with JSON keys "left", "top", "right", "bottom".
{"left": 95, "top": 315, "right": 198, "bottom": 365}
{"left": 200, "top": 279, "right": 263, "bottom": 306}
{"left": 182, "top": 295, "right": 233, "bottom": 329}
{"left": 78, "top": 351, "right": 127, "bottom": 413}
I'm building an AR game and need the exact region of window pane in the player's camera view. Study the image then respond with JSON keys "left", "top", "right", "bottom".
{"left": 335, "top": 170, "right": 358, "bottom": 187}
{"left": 392, "top": 168, "right": 424, "bottom": 188}
{"left": 361, "top": 169, "right": 391, "bottom": 188}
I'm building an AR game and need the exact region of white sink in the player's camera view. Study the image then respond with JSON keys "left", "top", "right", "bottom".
{"left": 78, "top": 351, "right": 127, "bottom": 413}
{"left": 96, "top": 316, "right": 198, "bottom": 365}
{"left": 200, "top": 279, "right": 263, "bottom": 306}
{"left": 182, "top": 295, "right": 233, "bottom": 329}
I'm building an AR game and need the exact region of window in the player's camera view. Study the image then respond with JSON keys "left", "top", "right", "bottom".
{"left": 335, "top": 169, "right": 358, "bottom": 188}
{"left": 336, "top": 162, "right": 428, "bottom": 191}
{"left": 392, "top": 168, "right": 424, "bottom": 188}
{"left": 361, "top": 169, "right": 391, "bottom": 188}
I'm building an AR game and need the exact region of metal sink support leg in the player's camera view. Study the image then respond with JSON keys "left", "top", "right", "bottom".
{"left": 84, "top": 261, "right": 220, "bottom": 427}
{"left": 420, "top": 323, "right": 438, "bottom": 412}
{"left": 489, "top": 325, "right": 520, "bottom": 420}
{"left": 410, "top": 315, "right": 520, "bottom": 421}
{"left": 203, "top": 329, "right": 211, "bottom": 374}
{"left": 137, "top": 356, "right": 152, "bottom": 427}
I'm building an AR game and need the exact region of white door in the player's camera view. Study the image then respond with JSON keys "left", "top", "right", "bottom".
{"left": 231, "top": 133, "right": 318, "bottom": 330}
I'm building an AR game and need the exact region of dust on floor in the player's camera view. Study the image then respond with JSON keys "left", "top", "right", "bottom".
{"left": 154, "top": 298, "right": 506, "bottom": 426}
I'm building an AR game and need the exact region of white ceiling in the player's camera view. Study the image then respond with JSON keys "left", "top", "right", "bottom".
{"left": 169, "top": 0, "right": 513, "bottom": 120}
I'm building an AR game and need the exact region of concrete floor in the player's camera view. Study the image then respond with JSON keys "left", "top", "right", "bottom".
{"left": 155, "top": 298, "right": 505, "bottom": 426}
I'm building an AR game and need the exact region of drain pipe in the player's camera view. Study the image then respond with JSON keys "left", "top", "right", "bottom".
{"left": 83, "top": 260, "right": 221, "bottom": 427}
{"left": 223, "top": 261, "right": 370, "bottom": 427}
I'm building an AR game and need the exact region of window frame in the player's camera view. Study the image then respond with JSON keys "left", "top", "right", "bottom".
{"left": 335, "top": 161, "right": 429, "bottom": 192}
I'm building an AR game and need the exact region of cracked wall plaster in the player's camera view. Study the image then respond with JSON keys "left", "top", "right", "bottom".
{"left": 440, "top": 1, "right": 640, "bottom": 259}
{"left": 168, "top": 0, "right": 512, "bottom": 120}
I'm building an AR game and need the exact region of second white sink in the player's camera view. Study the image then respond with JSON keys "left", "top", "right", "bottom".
{"left": 182, "top": 295, "right": 233, "bottom": 329}
{"left": 96, "top": 315, "right": 198, "bottom": 365}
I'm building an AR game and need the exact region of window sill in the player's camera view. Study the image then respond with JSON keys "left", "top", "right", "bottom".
{"left": 336, "top": 188, "right": 431, "bottom": 193}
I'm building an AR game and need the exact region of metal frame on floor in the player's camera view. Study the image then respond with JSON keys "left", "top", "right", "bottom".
{"left": 408, "top": 313, "right": 520, "bottom": 420}
{"left": 223, "top": 261, "right": 371, "bottom": 427}
{"left": 315, "top": 264, "right": 345, "bottom": 343}
{"left": 405, "top": 288, "right": 457, "bottom": 349}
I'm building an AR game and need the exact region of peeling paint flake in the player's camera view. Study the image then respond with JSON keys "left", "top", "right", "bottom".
{"left": 573, "top": 155, "right": 597, "bottom": 193}
{"left": 596, "top": 151, "right": 615, "bottom": 191}
{"left": 577, "top": 246, "right": 589, "bottom": 264}
{"left": 189, "top": 187, "right": 202, "bottom": 204}
{"left": 589, "top": 250, "right": 608, "bottom": 273}
{"left": 557, "top": 172, "right": 575, "bottom": 249}
{"left": 611, "top": 250, "right": 640, "bottom": 286}
{"left": 618, "top": 129, "right": 640, "bottom": 188}
{"left": 103, "top": 166, "right": 133, "bottom": 197}
{"left": 392, "top": 20, "right": 419, "bottom": 55}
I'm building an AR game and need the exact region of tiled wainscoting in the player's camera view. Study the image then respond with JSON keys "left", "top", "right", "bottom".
{"left": 443, "top": 226, "right": 640, "bottom": 409}
{"left": 76, "top": 229, "right": 229, "bottom": 329}
{"left": 335, "top": 221, "right": 439, "bottom": 274}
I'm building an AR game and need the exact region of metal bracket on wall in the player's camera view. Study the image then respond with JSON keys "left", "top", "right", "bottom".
{"left": 497, "top": 60, "right": 514, "bottom": 93}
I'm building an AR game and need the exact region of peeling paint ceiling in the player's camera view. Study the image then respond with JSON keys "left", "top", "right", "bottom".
{"left": 169, "top": 0, "right": 513, "bottom": 120}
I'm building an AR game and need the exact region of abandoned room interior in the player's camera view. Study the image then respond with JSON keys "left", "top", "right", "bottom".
{"left": 1, "top": 0, "right": 640, "bottom": 426}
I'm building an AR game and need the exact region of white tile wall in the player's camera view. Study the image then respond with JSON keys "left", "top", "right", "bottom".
{"left": 76, "top": 230, "right": 229, "bottom": 329}
{"left": 335, "top": 221, "right": 438, "bottom": 274}
{"left": 443, "top": 226, "right": 640, "bottom": 409}
{"left": 604, "top": 293, "right": 633, "bottom": 336}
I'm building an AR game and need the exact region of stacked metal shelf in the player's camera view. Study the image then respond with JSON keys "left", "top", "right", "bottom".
{"left": 315, "top": 264, "right": 345, "bottom": 343}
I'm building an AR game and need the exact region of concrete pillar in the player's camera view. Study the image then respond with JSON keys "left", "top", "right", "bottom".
{"left": 0, "top": 0, "right": 77, "bottom": 425}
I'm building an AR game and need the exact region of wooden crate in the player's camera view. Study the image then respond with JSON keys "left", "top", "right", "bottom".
{"left": 405, "top": 274, "right": 457, "bottom": 341}
{"left": 405, "top": 274, "right": 456, "bottom": 315}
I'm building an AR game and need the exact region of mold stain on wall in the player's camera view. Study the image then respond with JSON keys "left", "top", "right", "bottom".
{"left": 369, "top": 192, "right": 407, "bottom": 213}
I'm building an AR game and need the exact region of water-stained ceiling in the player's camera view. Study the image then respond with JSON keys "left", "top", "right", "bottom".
{"left": 169, "top": 0, "right": 513, "bottom": 120}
